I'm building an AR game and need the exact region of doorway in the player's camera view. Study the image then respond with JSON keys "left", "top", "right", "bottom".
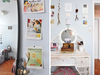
{"left": 93, "top": 1, "right": 100, "bottom": 75}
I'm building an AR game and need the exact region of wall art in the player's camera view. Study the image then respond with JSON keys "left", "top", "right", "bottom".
{"left": 0, "top": 34, "right": 2, "bottom": 44}
{"left": 3, "top": 0, "right": 10, "bottom": 3}
{"left": 83, "top": 15, "right": 88, "bottom": 18}
{"left": 65, "top": 13, "right": 71, "bottom": 17}
{"left": 82, "top": 4, "right": 88, "bottom": 13}
{"left": 83, "top": 20, "right": 87, "bottom": 26}
{"left": 26, "top": 46, "right": 43, "bottom": 69}
{"left": 51, "top": 11, "right": 54, "bottom": 17}
{"left": 23, "top": 0, "right": 44, "bottom": 13}
{"left": 51, "top": 5, "right": 55, "bottom": 9}
{"left": 51, "top": 19, "right": 54, "bottom": 26}
{"left": 65, "top": 19, "right": 71, "bottom": 25}
{"left": 26, "top": 18, "right": 42, "bottom": 40}
{"left": 65, "top": 3, "right": 72, "bottom": 12}
{"left": 89, "top": 26, "right": 92, "bottom": 31}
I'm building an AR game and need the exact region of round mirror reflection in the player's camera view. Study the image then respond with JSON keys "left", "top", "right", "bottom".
{"left": 61, "top": 29, "right": 76, "bottom": 43}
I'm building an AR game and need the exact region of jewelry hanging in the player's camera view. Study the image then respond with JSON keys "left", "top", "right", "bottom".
{"left": 75, "top": 5, "right": 79, "bottom": 21}
{"left": 57, "top": 0, "right": 61, "bottom": 25}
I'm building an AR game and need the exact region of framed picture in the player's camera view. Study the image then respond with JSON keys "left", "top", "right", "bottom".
{"left": 23, "top": 0, "right": 44, "bottom": 13}
{"left": 51, "top": 42, "right": 59, "bottom": 51}
{"left": 51, "top": 11, "right": 54, "bottom": 17}
{"left": 26, "top": 18, "right": 42, "bottom": 40}
{"left": 26, "top": 46, "right": 43, "bottom": 69}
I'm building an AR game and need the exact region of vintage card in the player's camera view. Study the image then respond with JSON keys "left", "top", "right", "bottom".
{"left": 82, "top": 4, "right": 88, "bottom": 13}
{"left": 65, "top": 3, "right": 72, "bottom": 12}
{"left": 83, "top": 20, "right": 87, "bottom": 26}
{"left": 26, "top": 18, "right": 42, "bottom": 40}
{"left": 27, "top": 46, "right": 43, "bottom": 69}
{"left": 23, "top": 0, "right": 44, "bottom": 13}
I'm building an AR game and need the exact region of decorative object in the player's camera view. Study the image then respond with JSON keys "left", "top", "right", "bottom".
{"left": 51, "top": 43, "right": 59, "bottom": 51}
{"left": 26, "top": 18, "right": 42, "bottom": 40}
{"left": 3, "top": 0, "right": 10, "bottom": 2}
{"left": 23, "top": 0, "right": 44, "bottom": 13}
{"left": 83, "top": 15, "right": 88, "bottom": 18}
{"left": 26, "top": 46, "right": 43, "bottom": 69}
{"left": 57, "top": 0, "right": 61, "bottom": 25}
{"left": 65, "top": 13, "right": 71, "bottom": 17}
{"left": 75, "top": 5, "right": 79, "bottom": 21}
{"left": 83, "top": 20, "right": 87, "bottom": 26}
{"left": 51, "top": 5, "right": 55, "bottom": 9}
{"left": 8, "top": 26, "right": 12, "bottom": 30}
{"left": 89, "top": 26, "right": 92, "bottom": 31}
{"left": 1, "top": 10, "right": 8, "bottom": 15}
{"left": 51, "top": 11, "right": 54, "bottom": 17}
{"left": 61, "top": 43, "right": 74, "bottom": 52}
{"left": 7, "top": 45, "right": 11, "bottom": 50}
{"left": 17, "top": 58, "right": 30, "bottom": 75}
{"left": 65, "top": 3, "right": 72, "bottom": 12}
{"left": 51, "top": 19, "right": 54, "bottom": 26}
{"left": 0, "top": 34, "right": 2, "bottom": 44}
{"left": 65, "top": 19, "right": 71, "bottom": 25}
{"left": 82, "top": 4, "right": 88, "bottom": 13}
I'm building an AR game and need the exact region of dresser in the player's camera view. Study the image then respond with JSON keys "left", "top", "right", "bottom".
{"left": 51, "top": 49, "right": 91, "bottom": 75}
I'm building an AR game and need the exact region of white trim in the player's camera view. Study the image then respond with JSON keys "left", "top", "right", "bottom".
{"left": 93, "top": 1, "right": 100, "bottom": 75}
{"left": 49, "top": 0, "right": 51, "bottom": 74}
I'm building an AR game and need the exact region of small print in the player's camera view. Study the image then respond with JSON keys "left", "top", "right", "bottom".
{"left": 83, "top": 20, "right": 87, "bottom": 26}
{"left": 83, "top": 15, "right": 88, "bottom": 18}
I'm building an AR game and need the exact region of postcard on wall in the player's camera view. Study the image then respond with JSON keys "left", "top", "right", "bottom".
{"left": 65, "top": 19, "right": 71, "bottom": 25}
{"left": 82, "top": 4, "right": 88, "bottom": 13}
{"left": 51, "top": 11, "right": 54, "bottom": 17}
{"left": 89, "top": 26, "right": 92, "bottom": 31}
{"left": 26, "top": 18, "right": 42, "bottom": 40}
{"left": 83, "top": 15, "right": 88, "bottom": 18}
{"left": 83, "top": 20, "right": 87, "bottom": 26}
{"left": 51, "top": 19, "right": 54, "bottom": 26}
{"left": 65, "top": 3, "right": 72, "bottom": 12}
{"left": 23, "top": 0, "right": 44, "bottom": 13}
{"left": 26, "top": 46, "right": 43, "bottom": 69}
{"left": 65, "top": 13, "right": 71, "bottom": 17}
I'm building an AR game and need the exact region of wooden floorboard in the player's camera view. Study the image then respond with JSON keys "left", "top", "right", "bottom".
{"left": 0, "top": 60, "right": 15, "bottom": 75}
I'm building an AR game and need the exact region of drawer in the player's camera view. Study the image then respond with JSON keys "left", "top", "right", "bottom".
{"left": 76, "top": 58, "right": 89, "bottom": 66}
{"left": 51, "top": 57, "right": 75, "bottom": 66}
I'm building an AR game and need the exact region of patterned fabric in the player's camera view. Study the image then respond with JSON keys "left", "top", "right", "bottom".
{"left": 53, "top": 67, "right": 76, "bottom": 75}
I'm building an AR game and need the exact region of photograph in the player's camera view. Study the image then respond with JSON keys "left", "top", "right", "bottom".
{"left": 51, "top": 43, "right": 59, "bottom": 51}
{"left": 26, "top": 18, "right": 42, "bottom": 39}
{"left": 23, "top": 0, "right": 44, "bottom": 13}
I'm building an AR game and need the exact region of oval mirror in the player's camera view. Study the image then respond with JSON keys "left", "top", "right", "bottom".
{"left": 0, "top": 0, "right": 19, "bottom": 75}
{"left": 60, "top": 29, "right": 77, "bottom": 43}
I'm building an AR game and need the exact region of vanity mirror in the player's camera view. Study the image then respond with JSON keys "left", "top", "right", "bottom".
{"left": 52, "top": 28, "right": 84, "bottom": 50}
{"left": 0, "top": 0, "right": 19, "bottom": 75}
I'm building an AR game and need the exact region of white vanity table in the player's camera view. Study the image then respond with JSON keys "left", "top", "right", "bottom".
{"left": 51, "top": 28, "right": 91, "bottom": 75}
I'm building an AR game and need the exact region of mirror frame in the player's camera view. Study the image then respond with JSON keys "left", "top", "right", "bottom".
{"left": 16, "top": 0, "right": 20, "bottom": 75}
{"left": 59, "top": 28, "right": 78, "bottom": 43}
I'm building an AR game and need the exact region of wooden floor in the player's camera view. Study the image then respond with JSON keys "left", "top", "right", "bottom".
{"left": 95, "top": 59, "right": 100, "bottom": 75}
{"left": 0, "top": 60, "right": 15, "bottom": 75}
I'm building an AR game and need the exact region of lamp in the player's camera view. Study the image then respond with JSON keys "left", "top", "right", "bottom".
{"left": 1, "top": 10, "right": 8, "bottom": 15}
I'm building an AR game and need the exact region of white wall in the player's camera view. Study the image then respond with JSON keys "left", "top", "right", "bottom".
{"left": 0, "top": 0, "right": 18, "bottom": 59}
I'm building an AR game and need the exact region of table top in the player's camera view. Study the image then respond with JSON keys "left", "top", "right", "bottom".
{"left": 51, "top": 49, "right": 90, "bottom": 57}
